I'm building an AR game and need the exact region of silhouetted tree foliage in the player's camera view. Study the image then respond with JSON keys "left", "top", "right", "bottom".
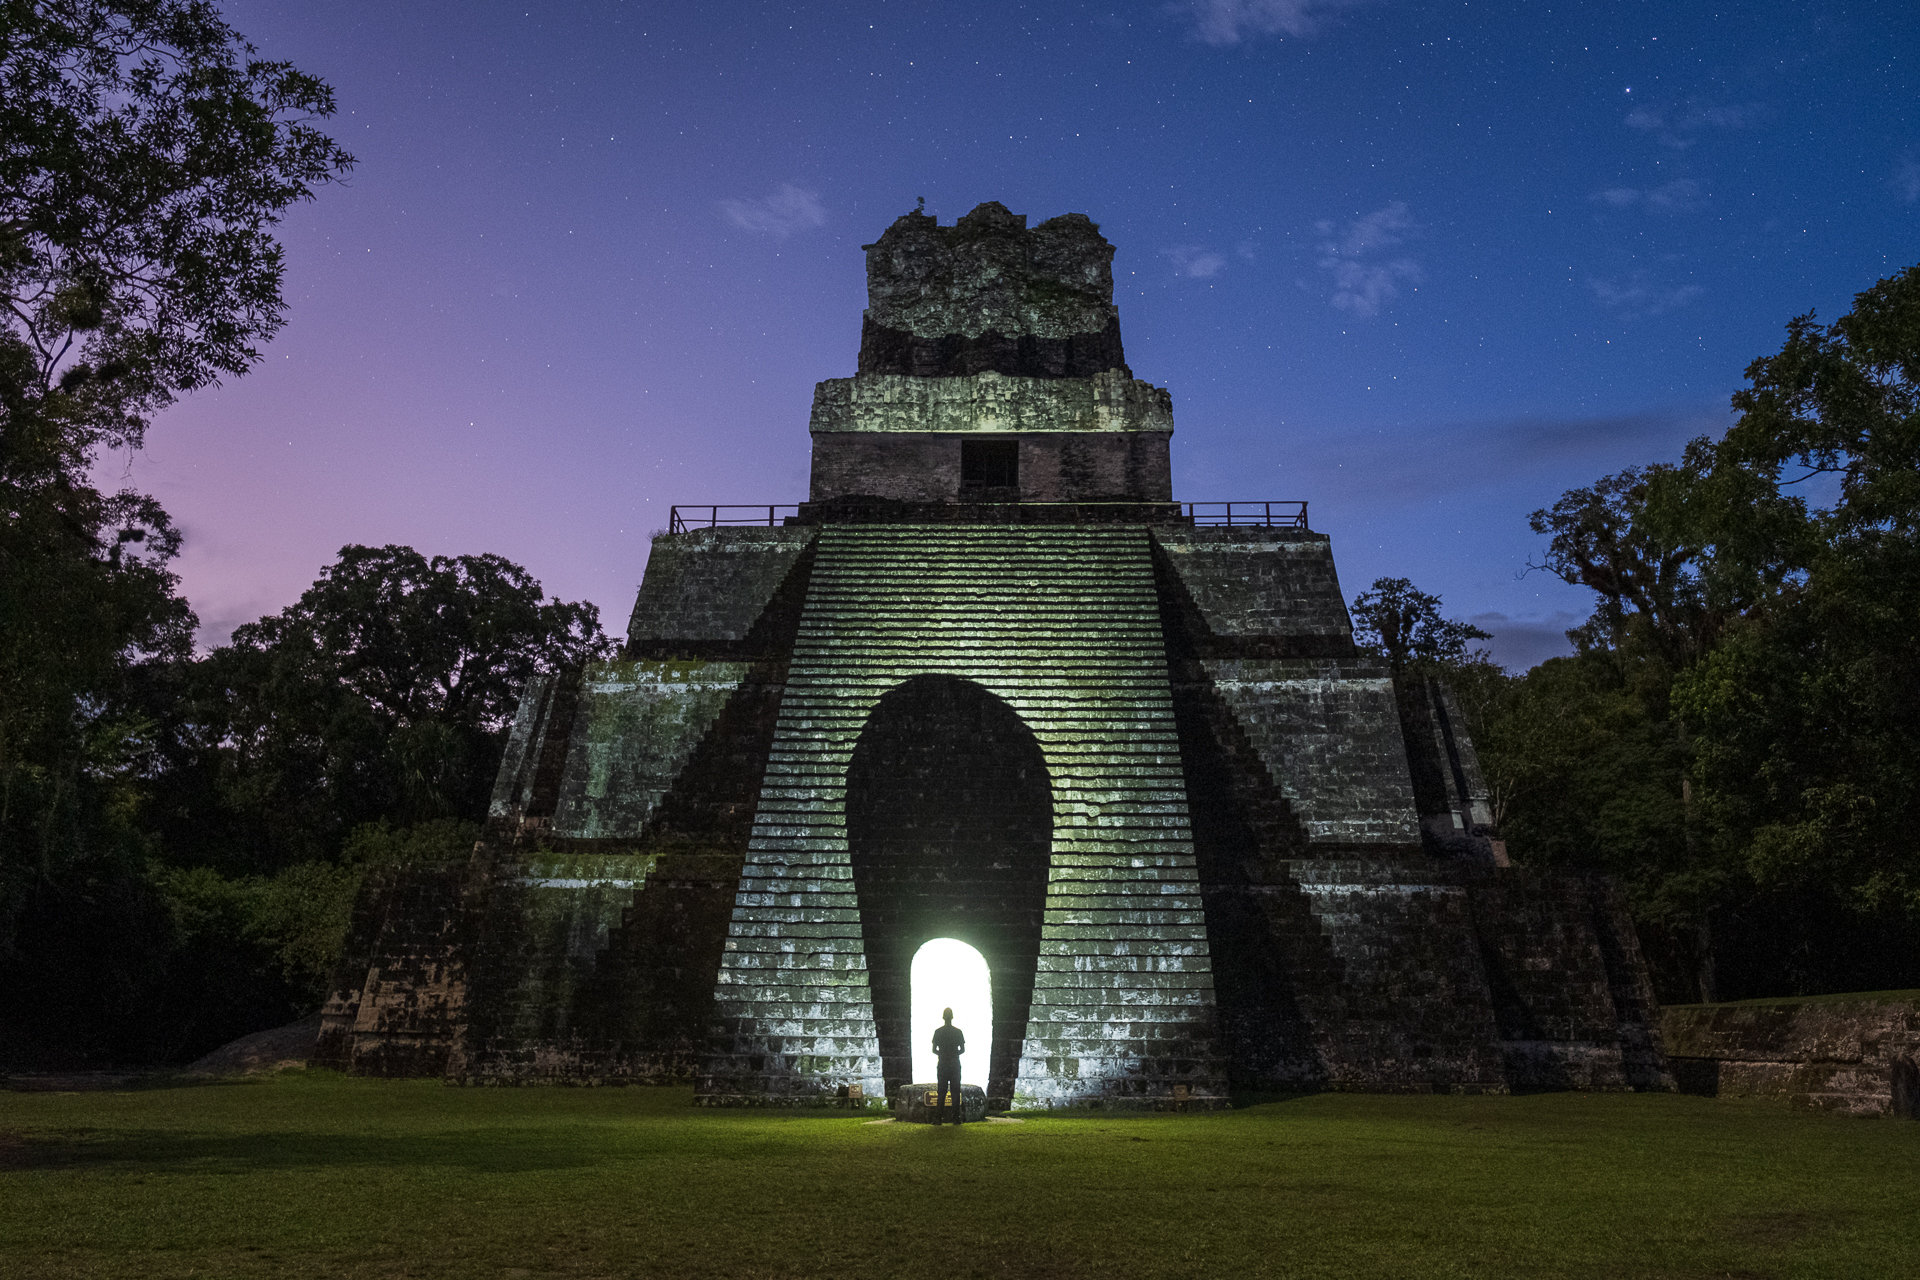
{"left": 148, "top": 544, "right": 613, "bottom": 876}
{"left": 4, "top": 541, "right": 611, "bottom": 1068}
{"left": 2, "top": 0, "right": 354, "bottom": 485}
{"left": 1350, "top": 576, "right": 1492, "bottom": 677}
{"left": 1, "top": 1, "right": 363, "bottom": 1069}
{"left": 1527, "top": 467, "right": 1725, "bottom": 670}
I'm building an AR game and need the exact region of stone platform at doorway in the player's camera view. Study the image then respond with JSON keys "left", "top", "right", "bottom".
{"left": 894, "top": 1083, "right": 988, "bottom": 1123}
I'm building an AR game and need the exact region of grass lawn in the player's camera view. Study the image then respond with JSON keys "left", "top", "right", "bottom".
{"left": 2, "top": 1073, "right": 1915, "bottom": 1279}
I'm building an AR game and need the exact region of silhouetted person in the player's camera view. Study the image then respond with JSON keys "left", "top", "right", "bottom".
{"left": 931, "top": 1007, "right": 965, "bottom": 1124}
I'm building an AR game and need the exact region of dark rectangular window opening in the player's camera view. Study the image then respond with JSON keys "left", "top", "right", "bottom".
{"left": 961, "top": 438, "right": 1019, "bottom": 493}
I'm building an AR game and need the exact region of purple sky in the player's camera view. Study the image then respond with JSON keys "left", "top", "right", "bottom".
{"left": 115, "top": 0, "right": 1919, "bottom": 669}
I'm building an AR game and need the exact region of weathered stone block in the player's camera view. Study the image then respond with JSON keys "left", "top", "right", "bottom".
{"left": 1662, "top": 995, "right": 1920, "bottom": 1116}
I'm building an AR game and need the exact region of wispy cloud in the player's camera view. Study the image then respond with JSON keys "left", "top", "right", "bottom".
{"left": 1894, "top": 151, "right": 1920, "bottom": 203}
{"left": 1588, "top": 270, "right": 1703, "bottom": 317}
{"left": 718, "top": 183, "right": 826, "bottom": 237}
{"left": 1173, "top": 0, "right": 1365, "bottom": 46}
{"left": 1163, "top": 244, "right": 1227, "bottom": 278}
{"left": 1315, "top": 201, "right": 1422, "bottom": 317}
{"left": 1284, "top": 404, "right": 1729, "bottom": 507}
{"left": 1587, "top": 179, "right": 1703, "bottom": 212}
{"left": 1623, "top": 99, "right": 1765, "bottom": 149}
{"left": 1467, "top": 611, "right": 1585, "bottom": 672}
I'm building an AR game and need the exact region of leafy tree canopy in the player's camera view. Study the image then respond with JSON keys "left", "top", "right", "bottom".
{"left": 1492, "top": 262, "right": 1920, "bottom": 1000}
{"left": 1708, "top": 262, "right": 1920, "bottom": 543}
{"left": 227, "top": 544, "right": 610, "bottom": 733}
{"left": 152, "top": 545, "right": 615, "bottom": 870}
{"left": 1, "top": 0, "right": 354, "bottom": 485}
{"left": 1349, "top": 576, "right": 1491, "bottom": 677}
{"left": 1527, "top": 467, "right": 1724, "bottom": 673}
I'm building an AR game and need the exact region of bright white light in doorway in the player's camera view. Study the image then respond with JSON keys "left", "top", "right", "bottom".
{"left": 910, "top": 938, "right": 992, "bottom": 1086}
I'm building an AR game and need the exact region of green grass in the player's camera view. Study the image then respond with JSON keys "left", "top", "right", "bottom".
{"left": 3, "top": 1073, "right": 1916, "bottom": 1279}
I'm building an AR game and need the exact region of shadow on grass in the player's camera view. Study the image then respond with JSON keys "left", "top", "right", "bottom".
{"left": 2, "top": 1070, "right": 294, "bottom": 1094}
{"left": 0, "top": 1124, "right": 635, "bottom": 1175}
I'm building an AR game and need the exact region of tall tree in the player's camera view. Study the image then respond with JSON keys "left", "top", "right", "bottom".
{"left": 2, "top": 0, "right": 354, "bottom": 486}
{"left": 1, "top": 0, "right": 350, "bottom": 1065}
{"left": 1526, "top": 466, "right": 1722, "bottom": 672}
{"left": 1349, "top": 576, "right": 1491, "bottom": 677}
{"left": 1490, "top": 262, "right": 1920, "bottom": 1001}
{"left": 1, "top": 0, "right": 351, "bottom": 857}
{"left": 152, "top": 545, "right": 615, "bottom": 873}
{"left": 1662, "top": 263, "right": 1920, "bottom": 987}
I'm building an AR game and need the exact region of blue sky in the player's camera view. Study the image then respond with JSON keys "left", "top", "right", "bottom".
{"left": 126, "top": 0, "right": 1920, "bottom": 667}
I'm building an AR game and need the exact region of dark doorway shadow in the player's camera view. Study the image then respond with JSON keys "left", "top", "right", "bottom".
{"left": 845, "top": 675, "right": 1053, "bottom": 1109}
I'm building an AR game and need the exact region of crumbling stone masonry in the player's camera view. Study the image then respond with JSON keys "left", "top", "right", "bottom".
{"left": 316, "top": 202, "right": 1673, "bottom": 1106}
{"left": 1663, "top": 994, "right": 1920, "bottom": 1117}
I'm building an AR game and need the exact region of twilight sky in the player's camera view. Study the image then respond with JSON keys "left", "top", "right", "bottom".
{"left": 121, "top": 0, "right": 1919, "bottom": 668}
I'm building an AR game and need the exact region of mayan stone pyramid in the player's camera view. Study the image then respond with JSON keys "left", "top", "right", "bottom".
{"left": 316, "top": 202, "right": 1673, "bottom": 1107}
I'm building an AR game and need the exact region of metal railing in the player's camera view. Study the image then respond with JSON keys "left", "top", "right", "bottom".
{"left": 669, "top": 505, "right": 801, "bottom": 534}
{"left": 667, "top": 500, "right": 1309, "bottom": 532}
{"left": 1182, "top": 501, "right": 1309, "bottom": 528}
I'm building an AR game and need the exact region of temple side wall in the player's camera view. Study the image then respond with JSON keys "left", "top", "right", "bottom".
{"left": 1151, "top": 528, "right": 1420, "bottom": 854}
{"left": 1201, "top": 661, "right": 1422, "bottom": 851}
{"left": 1151, "top": 528, "right": 1354, "bottom": 642}
{"left": 313, "top": 862, "right": 479, "bottom": 1077}
{"left": 321, "top": 526, "right": 813, "bottom": 1081}
{"left": 453, "top": 853, "right": 657, "bottom": 1082}
{"left": 1201, "top": 864, "right": 1672, "bottom": 1094}
{"left": 547, "top": 660, "right": 752, "bottom": 841}
{"left": 626, "top": 527, "right": 817, "bottom": 649}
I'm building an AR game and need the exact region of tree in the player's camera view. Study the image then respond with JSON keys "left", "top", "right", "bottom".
{"left": 1526, "top": 466, "right": 1722, "bottom": 671}
{"left": 2, "top": 0, "right": 352, "bottom": 888}
{"left": 1707, "top": 262, "right": 1920, "bottom": 545}
{"left": 2, "top": 0, "right": 354, "bottom": 486}
{"left": 2, "top": 0, "right": 353, "bottom": 870}
{"left": 1488, "top": 262, "right": 1920, "bottom": 1001}
{"left": 1349, "top": 576, "right": 1491, "bottom": 677}
{"left": 1661, "top": 262, "right": 1920, "bottom": 985}
{"left": 1, "top": 2, "right": 351, "bottom": 1064}
{"left": 1, "top": 490, "right": 193, "bottom": 856}
{"left": 150, "top": 545, "right": 615, "bottom": 873}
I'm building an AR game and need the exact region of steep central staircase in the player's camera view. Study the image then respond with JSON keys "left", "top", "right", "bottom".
{"left": 698, "top": 523, "right": 1228, "bottom": 1109}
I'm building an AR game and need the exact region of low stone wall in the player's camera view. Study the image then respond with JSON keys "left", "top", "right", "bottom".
{"left": 1661, "top": 993, "right": 1920, "bottom": 1118}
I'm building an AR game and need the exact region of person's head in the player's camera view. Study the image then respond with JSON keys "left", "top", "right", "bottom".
{"left": 942, "top": 1007, "right": 953, "bottom": 1024}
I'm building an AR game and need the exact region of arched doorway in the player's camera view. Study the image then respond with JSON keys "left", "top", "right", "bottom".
{"left": 846, "top": 674, "right": 1053, "bottom": 1107}
{"left": 909, "top": 938, "right": 992, "bottom": 1085}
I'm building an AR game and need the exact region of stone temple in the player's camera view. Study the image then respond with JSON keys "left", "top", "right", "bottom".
{"left": 316, "top": 201, "right": 1672, "bottom": 1107}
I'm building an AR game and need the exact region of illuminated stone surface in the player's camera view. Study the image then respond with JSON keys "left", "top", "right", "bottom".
{"left": 810, "top": 370, "right": 1172, "bottom": 436}
{"left": 858, "top": 202, "right": 1124, "bottom": 371}
{"left": 316, "top": 201, "right": 1673, "bottom": 1102}
{"left": 698, "top": 523, "right": 1224, "bottom": 1110}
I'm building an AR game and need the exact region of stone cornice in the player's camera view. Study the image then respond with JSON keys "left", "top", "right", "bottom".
{"left": 809, "top": 369, "right": 1174, "bottom": 435}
